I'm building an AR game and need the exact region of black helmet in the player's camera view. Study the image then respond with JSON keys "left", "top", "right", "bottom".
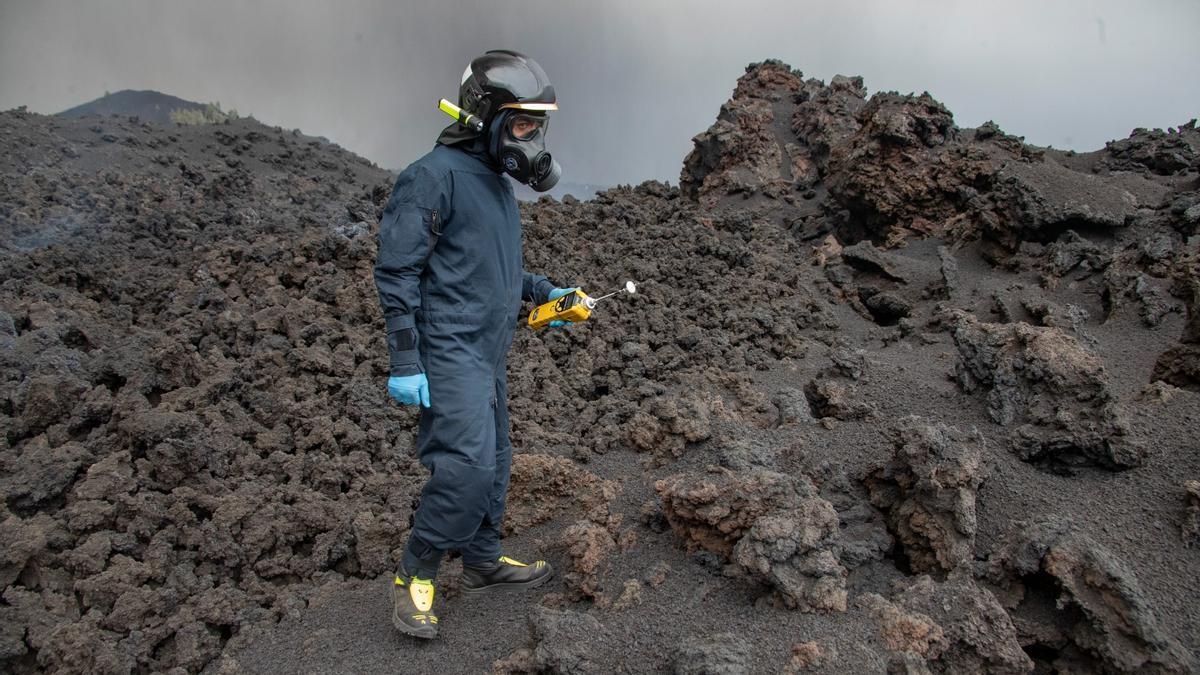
{"left": 458, "top": 49, "right": 557, "bottom": 126}
{"left": 439, "top": 50, "right": 562, "bottom": 191}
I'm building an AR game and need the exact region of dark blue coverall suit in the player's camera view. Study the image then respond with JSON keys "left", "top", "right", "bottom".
{"left": 374, "top": 141, "right": 555, "bottom": 575}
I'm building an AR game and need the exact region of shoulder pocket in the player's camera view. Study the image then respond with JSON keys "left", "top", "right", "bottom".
{"left": 377, "top": 202, "right": 438, "bottom": 269}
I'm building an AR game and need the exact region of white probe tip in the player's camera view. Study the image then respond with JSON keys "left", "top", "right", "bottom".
{"left": 625, "top": 281, "right": 637, "bottom": 294}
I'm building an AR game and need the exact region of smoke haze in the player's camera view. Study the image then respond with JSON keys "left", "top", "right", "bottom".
{"left": 1, "top": 0, "right": 1198, "bottom": 185}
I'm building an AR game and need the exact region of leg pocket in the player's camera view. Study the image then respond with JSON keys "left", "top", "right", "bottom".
{"left": 416, "top": 327, "right": 495, "bottom": 466}
{"left": 412, "top": 453, "right": 497, "bottom": 550}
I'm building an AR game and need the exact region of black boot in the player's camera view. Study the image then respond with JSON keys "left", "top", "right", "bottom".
{"left": 392, "top": 565, "right": 438, "bottom": 639}
{"left": 461, "top": 555, "right": 553, "bottom": 594}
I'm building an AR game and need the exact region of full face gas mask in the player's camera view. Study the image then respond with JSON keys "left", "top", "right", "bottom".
{"left": 488, "top": 109, "right": 562, "bottom": 192}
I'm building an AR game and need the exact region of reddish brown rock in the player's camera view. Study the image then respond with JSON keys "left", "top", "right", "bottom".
{"left": 656, "top": 469, "right": 846, "bottom": 612}
{"left": 950, "top": 312, "right": 1143, "bottom": 471}
{"left": 503, "top": 454, "right": 618, "bottom": 535}
{"left": 891, "top": 574, "right": 1034, "bottom": 675}
{"left": 558, "top": 520, "right": 616, "bottom": 603}
{"left": 624, "top": 392, "right": 714, "bottom": 460}
{"left": 494, "top": 606, "right": 610, "bottom": 675}
{"left": 680, "top": 61, "right": 805, "bottom": 205}
{"left": 1152, "top": 272, "right": 1200, "bottom": 391}
{"left": 861, "top": 592, "right": 947, "bottom": 660}
{"left": 1181, "top": 480, "right": 1200, "bottom": 547}
{"left": 986, "top": 519, "right": 1194, "bottom": 673}
{"left": 864, "top": 417, "right": 986, "bottom": 576}
{"left": 784, "top": 641, "right": 831, "bottom": 673}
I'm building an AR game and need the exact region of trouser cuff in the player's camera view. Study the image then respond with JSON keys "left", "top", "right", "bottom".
{"left": 401, "top": 533, "right": 444, "bottom": 579}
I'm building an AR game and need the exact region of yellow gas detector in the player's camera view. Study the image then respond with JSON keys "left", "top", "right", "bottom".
{"left": 527, "top": 282, "right": 636, "bottom": 330}
{"left": 528, "top": 290, "right": 594, "bottom": 329}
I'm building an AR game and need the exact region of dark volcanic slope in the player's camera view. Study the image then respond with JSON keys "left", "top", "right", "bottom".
{"left": 2, "top": 59, "right": 1199, "bottom": 675}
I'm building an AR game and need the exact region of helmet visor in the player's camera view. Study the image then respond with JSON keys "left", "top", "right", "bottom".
{"left": 507, "top": 113, "right": 548, "bottom": 141}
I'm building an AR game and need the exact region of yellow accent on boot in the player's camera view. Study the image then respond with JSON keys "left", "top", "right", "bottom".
{"left": 409, "top": 577, "right": 435, "bottom": 612}
{"left": 498, "top": 555, "right": 528, "bottom": 567}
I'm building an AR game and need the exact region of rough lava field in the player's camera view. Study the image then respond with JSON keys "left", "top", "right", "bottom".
{"left": 1, "top": 59, "right": 1199, "bottom": 673}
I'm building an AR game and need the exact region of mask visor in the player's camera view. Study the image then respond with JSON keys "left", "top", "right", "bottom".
{"left": 507, "top": 113, "right": 548, "bottom": 141}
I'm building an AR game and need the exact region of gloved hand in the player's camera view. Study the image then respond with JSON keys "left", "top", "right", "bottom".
{"left": 388, "top": 374, "right": 430, "bottom": 407}
{"left": 547, "top": 287, "right": 579, "bottom": 328}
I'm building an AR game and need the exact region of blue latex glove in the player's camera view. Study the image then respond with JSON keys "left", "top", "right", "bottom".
{"left": 388, "top": 374, "right": 430, "bottom": 407}
{"left": 547, "top": 287, "right": 579, "bottom": 328}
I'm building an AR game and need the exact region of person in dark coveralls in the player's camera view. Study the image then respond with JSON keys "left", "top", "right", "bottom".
{"left": 374, "top": 50, "right": 575, "bottom": 640}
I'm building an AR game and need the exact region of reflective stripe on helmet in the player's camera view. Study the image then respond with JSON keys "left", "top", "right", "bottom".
{"left": 498, "top": 102, "right": 558, "bottom": 111}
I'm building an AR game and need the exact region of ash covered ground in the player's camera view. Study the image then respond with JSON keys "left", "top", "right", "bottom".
{"left": 1, "top": 60, "right": 1198, "bottom": 674}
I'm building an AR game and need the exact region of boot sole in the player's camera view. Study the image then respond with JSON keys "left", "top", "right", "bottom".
{"left": 392, "top": 613, "right": 437, "bottom": 640}
{"left": 460, "top": 570, "right": 554, "bottom": 595}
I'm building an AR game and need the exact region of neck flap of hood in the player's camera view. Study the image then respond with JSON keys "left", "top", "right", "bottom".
{"left": 436, "top": 121, "right": 503, "bottom": 173}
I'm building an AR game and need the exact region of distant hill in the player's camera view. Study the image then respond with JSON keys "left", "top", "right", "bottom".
{"left": 57, "top": 89, "right": 209, "bottom": 124}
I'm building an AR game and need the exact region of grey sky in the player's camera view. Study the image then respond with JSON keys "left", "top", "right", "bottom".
{"left": 1, "top": 0, "right": 1198, "bottom": 186}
